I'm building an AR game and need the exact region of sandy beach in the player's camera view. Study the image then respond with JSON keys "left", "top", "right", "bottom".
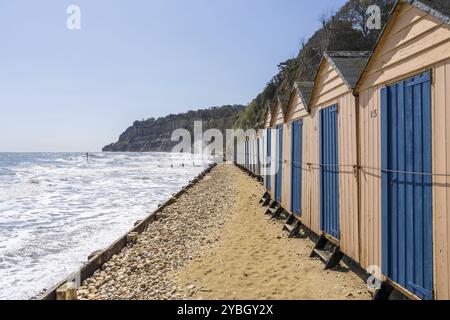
{"left": 77, "top": 163, "right": 371, "bottom": 300}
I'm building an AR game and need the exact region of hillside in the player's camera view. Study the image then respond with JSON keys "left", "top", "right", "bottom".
{"left": 103, "top": 105, "right": 245, "bottom": 152}
{"left": 234, "top": 0, "right": 397, "bottom": 129}
{"left": 104, "top": 0, "right": 398, "bottom": 152}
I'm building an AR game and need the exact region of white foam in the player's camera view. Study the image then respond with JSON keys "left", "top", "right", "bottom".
{"left": 0, "top": 152, "right": 211, "bottom": 300}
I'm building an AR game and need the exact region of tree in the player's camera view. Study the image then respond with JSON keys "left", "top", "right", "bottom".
{"left": 234, "top": 0, "right": 397, "bottom": 130}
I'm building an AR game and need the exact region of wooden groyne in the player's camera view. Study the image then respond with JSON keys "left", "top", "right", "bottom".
{"left": 36, "top": 162, "right": 217, "bottom": 300}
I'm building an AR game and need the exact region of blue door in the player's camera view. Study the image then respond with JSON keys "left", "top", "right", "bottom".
{"left": 291, "top": 120, "right": 303, "bottom": 216}
{"left": 266, "top": 128, "right": 271, "bottom": 191}
{"left": 320, "top": 105, "right": 340, "bottom": 240}
{"left": 381, "top": 71, "right": 433, "bottom": 300}
{"left": 275, "top": 126, "right": 283, "bottom": 202}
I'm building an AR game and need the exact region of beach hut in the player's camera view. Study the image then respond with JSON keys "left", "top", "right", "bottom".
{"left": 237, "top": 139, "right": 243, "bottom": 167}
{"left": 238, "top": 140, "right": 245, "bottom": 168}
{"left": 258, "top": 128, "right": 266, "bottom": 178}
{"left": 355, "top": 0, "right": 450, "bottom": 300}
{"left": 248, "top": 136, "right": 255, "bottom": 173}
{"left": 253, "top": 130, "right": 259, "bottom": 176}
{"left": 256, "top": 129, "right": 262, "bottom": 176}
{"left": 271, "top": 96, "right": 287, "bottom": 205}
{"left": 283, "top": 82, "right": 314, "bottom": 225}
{"left": 245, "top": 136, "right": 250, "bottom": 171}
{"left": 308, "top": 51, "right": 370, "bottom": 261}
{"left": 262, "top": 103, "right": 275, "bottom": 196}
{"left": 252, "top": 132, "right": 257, "bottom": 174}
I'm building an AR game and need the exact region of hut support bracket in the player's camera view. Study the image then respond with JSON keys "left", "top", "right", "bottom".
{"left": 270, "top": 207, "right": 284, "bottom": 220}
{"left": 284, "top": 214, "right": 296, "bottom": 226}
{"left": 283, "top": 216, "right": 302, "bottom": 238}
{"left": 264, "top": 201, "right": 278, "bottom": 215}
{"left": 265, "top": 201, "right": 283, "bottom": 218}
{"left": 260, "top": 192, "right": 270, "bottom": 206}
{"left": 373, "top": 282, "right": 394, "bottom": 300}
{"left": 310, "top": 235, "right": 343, "bottom": 270}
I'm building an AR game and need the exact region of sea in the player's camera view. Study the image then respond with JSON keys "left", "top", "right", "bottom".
{"left": 0, "top": 152, "right": 211, "bottom": 300}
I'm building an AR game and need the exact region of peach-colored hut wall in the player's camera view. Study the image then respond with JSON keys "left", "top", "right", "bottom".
{"left": 255, "top": 135, "right": 259, "bottom": 175}
{"left": 337, "top": 93, "right": 359, "bottom": 262}
{"left": 274, "top": 104, "right": 284, "bottom": 126}
{"left": 432, "top": 59, "right": 450, "bottom": 300}
{"left": 237, "top": 141, "right": 242, "bottom": 165}
{"left": 262, "top": 129, "right": 270, "bottom": 193}
{"left": 308, "top": 57, "right": 360, "bottom": 261}
{"left": 259, "top": 130, "right": 265, "bottom": 177}
{"left": 281, "top": 122, "right": 291, "bottom": 210}
{"left": 251, "top": 136, "right": 256, "bottom": 173}
{"left": 359, "top": 61, "right": 450, "bottom": 300}
{"left": 263, "top": 111, "right": 272, "bottom": 193}
{"left": 240, "top": 141, "right": 245, "bottom": 166}
{"left": 302, "top": 113, "right": 321, "bottom": 234}
{"left": 285, "top": 92, "right": 312, "bottom": 227}
{"left": 272, "top": 102, "right": 286, "bottom": 203}
{"left": 356, "top": 2, "right": 450, "bottom": 299}
{"left": 256, "top": 136, "right": 259, "bottom": 175}
{"left": 250, "top": 137, "right": 254, "bottom": 172}
{"left": 260, "top": 130, "right": 265, "bottom": 176}
{"left": 270, "top": 127, "right": 276, "bottom": 197}
{"left": 287, "top": 93, "right": 309, "bottom": 121}
{"left": 255, "top": 137, "right": 257, "bottom": 174}
{"left": 358, "top": 4, "right": 450, "bottom": 91}
{"left": 307, "top": 94, "right": 360, "bottom": 260}
{"left": 358, "top": 85, "right": 383, "bottom": 276}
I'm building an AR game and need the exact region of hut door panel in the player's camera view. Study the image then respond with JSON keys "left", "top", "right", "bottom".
{"left": 320, "top": 105, "right": 340, "bottom": 240}
{"left": 245, "top": 139, "right": 248, "bottom": 169}
{"left": 291, "top": 120, "right": 303, "bottom": 216}
{"left": 257, "top": 137, "right": 261, "bottom": 175}
{"left": 381, "top": 71, "right": 433, "bottom": 300}
{"left": 275, "top": 126, "right": 283, "bottom": 202}
{"left": 266, "top": 128, "right": 272, "bottom": 191}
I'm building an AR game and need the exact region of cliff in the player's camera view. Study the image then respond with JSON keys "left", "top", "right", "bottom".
{"left": 103, "top": 105, "right": 245, "bottom": 152}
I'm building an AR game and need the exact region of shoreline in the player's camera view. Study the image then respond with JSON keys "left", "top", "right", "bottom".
{"left": 36, "top": 162, "right": 216, "bottom": 300}
{"left": 38, "top": 162, "right": 370, "bottom": 300}
{"left": 49, "top": 163, "right": 371, "bottom": 300}
{"left": 77, "top": 162, "right": 236, "bottom": 300}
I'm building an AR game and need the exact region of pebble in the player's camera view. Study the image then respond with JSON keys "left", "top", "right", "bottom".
{"left": 77, "top": 164, "right": 237, "bottom": 300}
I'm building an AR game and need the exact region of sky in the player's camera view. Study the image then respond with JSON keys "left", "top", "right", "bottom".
{"left": 0, "top": 0, "right": 347, "bottom": 152}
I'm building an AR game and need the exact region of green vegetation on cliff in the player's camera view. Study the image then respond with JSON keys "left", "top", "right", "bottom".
{"left": 103, "top": 105, "right": 245, "bottom": 152}
{"left": 234, "top": 0, "right": 396, "bottom": 129}
{"left": 105, "top": 0, "right": 398, "bottom": 152}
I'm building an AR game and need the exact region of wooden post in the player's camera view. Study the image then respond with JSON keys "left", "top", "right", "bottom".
{"left": 87, "top": 250, "right": 103, "bottom": 261}
{"left": 56, "top": 282, "right": 77, "bottom": 300}
{"left": 127, "top": 232, "right": 138, "bottom": 244}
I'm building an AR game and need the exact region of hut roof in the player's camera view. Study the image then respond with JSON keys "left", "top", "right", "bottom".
{"left": 276, "top": 95, "right": 290, "bottom": 116}
{"left": 324, "top": 51, "right": 371, "bottom": 89}
{"left": 269, "top": 96, "right": 288, "bottom": 126}
{"left": 411, "top": 0, "right": 450, "bottom": 25}
{"left": 355, "top": 0, "right": 450, "bottom": 91}
{"left": 294, "top": 82, "right": 314, "bottom": 107}
{"left": 263, "top": 102, "right": 274, "bottom": 128}
{"left": 285, "top": 82, "right": 314, "bottom": 117}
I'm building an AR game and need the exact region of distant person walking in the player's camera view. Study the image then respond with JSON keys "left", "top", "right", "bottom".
{"left": 86, "top": 153, "right": 89, "bottom": 162}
